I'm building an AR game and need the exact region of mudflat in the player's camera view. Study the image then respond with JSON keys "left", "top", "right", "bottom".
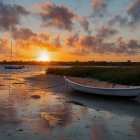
{"left": 0, "top": 74, "right": 140, "bottom": 140}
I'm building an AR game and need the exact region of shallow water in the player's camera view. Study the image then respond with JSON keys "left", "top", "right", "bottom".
{"left": 0, "top": 65, "right": 140, "bottom": 140}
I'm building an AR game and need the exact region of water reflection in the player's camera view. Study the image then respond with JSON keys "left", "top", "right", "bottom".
{"left": 0, "top": 89, "right": 20, "bottom": 125}
{"left": 0, "top": 74, "right": 88, "bottom": 132}
{"left": 40, "top": 103, "right": 88, "bottom": 128}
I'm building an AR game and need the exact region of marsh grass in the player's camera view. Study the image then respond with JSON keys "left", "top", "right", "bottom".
{"left": 46, "top": 66, "right": 140, "bottom": 86}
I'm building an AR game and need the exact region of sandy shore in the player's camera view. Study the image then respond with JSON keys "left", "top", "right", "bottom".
{"left": 0, "top": 74, "right": 140, "bottom": 140}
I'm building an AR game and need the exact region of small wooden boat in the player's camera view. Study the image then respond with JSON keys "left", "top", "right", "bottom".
{"left": 4, "top": 42, "right": 25, "bottom": 70}
{"left": 4, "top": 65, "right": 25, "bottom": 69}
{"left": 64, "top": 76, "right": 140, "bottom": 97}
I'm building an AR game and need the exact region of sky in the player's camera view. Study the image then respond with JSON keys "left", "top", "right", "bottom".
{"left": 0, "top": 0, "right": 140, "bottom": 62}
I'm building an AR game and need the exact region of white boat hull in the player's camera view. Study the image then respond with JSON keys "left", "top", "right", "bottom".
{"left": 64, "top": 76, "right": 140, "bottom": 97}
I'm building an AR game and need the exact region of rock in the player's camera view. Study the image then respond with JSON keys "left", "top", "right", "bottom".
{"left": 7, "top": 133, "right": 11, "bottom": 136}
{"left": 17, "top": 129, "right": 23, "bottom": 131}
{"left": 31, "top": 95, "right": 41, "bottom": 99}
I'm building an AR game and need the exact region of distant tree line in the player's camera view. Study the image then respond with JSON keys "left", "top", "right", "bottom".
{"left": 0, "top": 60, "right": 140, "bottom": 66}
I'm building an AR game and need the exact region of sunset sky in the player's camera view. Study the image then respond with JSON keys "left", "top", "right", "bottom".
{"left": 0, "top": 0, "right": 140, "bottom": 62}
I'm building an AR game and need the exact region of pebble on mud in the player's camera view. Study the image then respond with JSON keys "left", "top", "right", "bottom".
{"left": 31, "top": 95, "right": 41, "bottom": 99}
{"left": 17, "top": 129, "right": 23, "bottom": 131}
{"left": 7, "top": 133, "right": 11, "bottom": 136}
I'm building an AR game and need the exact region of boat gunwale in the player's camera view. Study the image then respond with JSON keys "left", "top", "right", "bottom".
{"left": 64, "top": 76, "right": 140, "bottom": 90}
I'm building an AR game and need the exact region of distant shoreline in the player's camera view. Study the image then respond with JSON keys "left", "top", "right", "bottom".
{"left": 0, "top": 61, "right": 140, "bottom": 66}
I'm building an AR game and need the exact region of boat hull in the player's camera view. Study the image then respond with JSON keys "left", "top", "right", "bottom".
{"left": 4, "top": 66, "right": 24, "bottom": 69}
{"left": 64, "top": 76, "right": 140, "bottom": 97}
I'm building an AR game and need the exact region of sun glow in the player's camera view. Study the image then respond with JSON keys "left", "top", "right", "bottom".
{"left": 37, "top": 51, "right": 51, "bottom": 62}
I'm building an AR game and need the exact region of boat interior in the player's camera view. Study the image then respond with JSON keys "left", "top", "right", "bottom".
{"left": 67, "top": 76, "right": 135, "bottom": 88}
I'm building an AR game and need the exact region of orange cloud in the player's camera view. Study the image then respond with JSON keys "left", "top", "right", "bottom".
{"left": 10, "top": 27, "right": 60, "bottom": 52}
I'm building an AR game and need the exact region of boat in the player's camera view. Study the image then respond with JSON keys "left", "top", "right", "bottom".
{"left": 4, "top": 42, "right": 25, "bottom": 69}
{"left": 4, "top": 65, "right": 24, "bottom": 69}
{"left": 64, "top": 76, "right": 140, "bottom": 97}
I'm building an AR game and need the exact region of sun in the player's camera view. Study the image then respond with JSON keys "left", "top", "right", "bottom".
{"left": 37, "top": 51, "right": 51, "bottom": 62}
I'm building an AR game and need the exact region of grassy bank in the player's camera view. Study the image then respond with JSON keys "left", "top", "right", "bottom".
{"left": 46, "top": 66, "right": 140, "bottom": 86}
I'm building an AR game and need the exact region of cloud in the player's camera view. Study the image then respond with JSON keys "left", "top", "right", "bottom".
{"left": 79, "top": 35, "right": 98, "bottom": 48}
{"left": 127, "top": 0, "right": 140, "bottom": 25}
{"left": 35, "top": 2, "right": 76, "bottom": 31}
{"left": 35, "top": 2, "right": 91, "bottom": 33}
{"left": 67, "top": 34, "right": 140, "bottom": 55}
{"left": 108, "top": 0, "right": 140, "bottom": 27}
{"left": 115, "top": 38, "right": 140, "bottom": 54}
{"left": 96, "top": 25, "right": 117, "bottom": 38}
{"left": 91, "top": 0, "right": 110, "bottom": 17}
{"left": 15, "top": 38, "right": 59, "bottom": 52}
{"left": 77, "top": 35, "right": 108, "bottom": 54}
{"left": 79, "top": 17, "right": 90, "bottom": 34}
{"left": 92, "top": 0, "right": 107, "bottom": 9}
{"left": 127, "top": 39, "right": 140, "bottom": 49}
{"left": 108, "top": 15, "right": 128, "bottom": 26}
{"left": 0, "top": 1, "right": 29, "bottom": 31}
{"left": 71, "top": 48, "right": 90, "bottom": 55}
{"left": 9, "top": 25, "right": 60, "bottom": 51}
{"left": 66, "top": 33, "right": 79, "bottom": 47}
{"left": 53, "top": 35, "right": 62, "bottom": 48}
{"left": 38, "top": 33, "right": 51, "bottom": 41}
{"left": 0, "top": 35, "right": 59, "bottom": 60}
{"left": 12, "top": 30, "right": 60, "bottom": 52}
{"left": 10, "top": 27, "right": 36, "bottom": 40}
